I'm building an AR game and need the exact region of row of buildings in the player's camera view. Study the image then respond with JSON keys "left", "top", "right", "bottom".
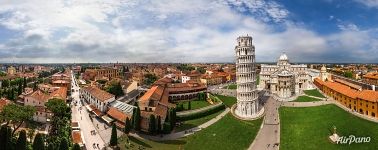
{"left": 314, "top": 70, "right": 378, "bottom": 119}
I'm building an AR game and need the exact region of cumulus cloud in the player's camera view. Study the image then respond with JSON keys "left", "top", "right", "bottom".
{"left": 0, "top": 0, "right": 377, "bottom": 63}
{"left": 354, "top": 0, "right": 378, "bottom": 8}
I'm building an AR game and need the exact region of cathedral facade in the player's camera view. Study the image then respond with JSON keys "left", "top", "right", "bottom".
{"left": 259, "top": 53, "right": 311, "bottom": 98}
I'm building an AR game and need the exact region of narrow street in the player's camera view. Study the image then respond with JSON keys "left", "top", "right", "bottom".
{"left": 70, "top": 71, "right": 105, "bottom": 150}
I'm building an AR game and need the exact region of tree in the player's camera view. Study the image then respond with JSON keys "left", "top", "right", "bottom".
{"left": 59, "top": 138, "right": 69, "bottom": 150}
{"left": 110, "top": 123, "right": 118, "bottom": 146}
{"left": 169, "top": 108, "right": 176, "bottom": 128}
{"left": 344, "top": 71, "right": 353, "bottom": 78}
{"left": 23, "top": 77, "right": 27, "bottom": 91}
{"left": 132, "top": 105, "right": 141, "bottom": 131}
{"left": 33, "top": 133, "right": 45, "bottom": 150}
{"left": 106, "top": 82, "right": 124, "bottom": 98}
{"left": 0, "top": 104, "right": 36, "bottom": 136}
{"left": 33, "top": 81, "right": 38, "bottom": 91}
{"left": 157, "top": 116, "right": 162, "bottom": 134}
{"left": 0, "top": 125, "right": 11, "bottom": 150}
{"left": 188, "top": 101, "right": 191, "bottom": 110}
{"left": 18, "top": 82, "right": 23, "bottom": 95}
{"left": 71, "top": 143, "right": 81, "bottom": 150}
{"left": 143, "top": 73, "right": 158, "bottom": 85}
{"left": 148, "top": 115, "right": 156, "bottom": 134}
{"left": 47, "top": 143, "right": 55, "bottom": 150}
{"left": 45, "top": 98, "right": 70, "bottom": 118}
{"left": 124, "top": 118, "right": 131, "bottom": 135}
{"left": 16, "top": 130, "right": 27, "bottom": 150}
{"left": 197, "top": 67, "right": 206, "bottom": 74}
{"left": 2, "top": 80, "right": 9, "bottom": 88}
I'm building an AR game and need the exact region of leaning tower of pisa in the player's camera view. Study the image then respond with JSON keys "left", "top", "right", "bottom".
{"left": 234, "top": 35, "right": 263, "bottom": 119}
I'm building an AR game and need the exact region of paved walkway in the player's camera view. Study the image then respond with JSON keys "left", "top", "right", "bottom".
{"left": 70, "top": 71, "right": 105, "bottom": 150}
{"left": 249, "top": 96, "right": 280, "bottom": 150}
{"left": 131, "top": 108, "right": 230, "bottom": 141}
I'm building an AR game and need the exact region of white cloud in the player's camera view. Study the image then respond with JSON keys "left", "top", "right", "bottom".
{"left": 354, "top": 0, "right": 378, "bottom": 8}
{"left": 0, "top": 0, "right": 377, "bottom": 63}
{"left": 337, "top": 23, "right": 359, "bottom": 31}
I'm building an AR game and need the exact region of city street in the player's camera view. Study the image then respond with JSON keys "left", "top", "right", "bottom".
{"left": 70, "top": 71, "right": 105, "bottom": 150}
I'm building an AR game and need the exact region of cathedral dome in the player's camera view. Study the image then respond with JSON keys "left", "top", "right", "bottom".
{"left": 321, "top": 65, "right": 326, "bottom": 71}
{"left": 278, "top": 53, "right": 288, "bottom": 61}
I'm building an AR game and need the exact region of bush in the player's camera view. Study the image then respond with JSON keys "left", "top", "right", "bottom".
{"left": 177, "top": 104, "right": 225, "bottom": 121}
{"left": 162, "top": 122, "right": 172, "bottom": 134}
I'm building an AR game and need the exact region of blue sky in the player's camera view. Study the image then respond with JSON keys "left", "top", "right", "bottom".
{"left": 0, "top": 0, "right": 377, "bottom": 63}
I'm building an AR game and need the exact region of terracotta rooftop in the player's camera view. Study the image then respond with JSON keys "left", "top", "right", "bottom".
{"left": 71, "top": 130, "right": 83, "bottom": 144}
{"left": 323, "top": 81, "right": 359, "bottom": 99}
{"left": 0, "top": 98, "right": 11, "bottom": 111}
{"left": 357, "top": 90, "right": 378, "bottom": 102}
{"left": 82, "top": 86, "right": 115, "bottom": 102}
{"left": 107, "top": 107, "right": 130, "bottom": 123}
{"left": 50, "top": 87, "right": 67, "bottom": 101}
{"left": 28, "top": 90, "right": 51, "bottom": 102}
{"left": 364, "top": 72, "right": 378, "bottom": 80}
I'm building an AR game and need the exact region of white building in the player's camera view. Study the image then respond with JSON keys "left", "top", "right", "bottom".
{"left": 181, "top": 75, "right": 191, "bottom": 83}
{"left": 81, "top": 86, "right": 115, "bottom": 112}
{"left": 234, "top": 35, "right": 263, "bottom": 119}
{"left": 259, "top": 53, "right": 311, "bottom": 98}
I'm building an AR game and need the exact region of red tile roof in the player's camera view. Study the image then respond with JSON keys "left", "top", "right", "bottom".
{"left": 72, "top": 131, "right": 83, "bottom": 144}
{"left": 107, "top": 107, "right": 130, "bottom": 123}
{"left": 0, "top": 98, "right": 11, "bottom": 111}
{"left": 82, "top": 86, "right": 115, "bottom": 102}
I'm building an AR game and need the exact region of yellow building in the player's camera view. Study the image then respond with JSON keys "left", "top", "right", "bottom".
{"left": 7, "top": 66, "right": 16, "bottom": 75}
{"left": 315, "top": 78, "right": 378, "bottom": 118}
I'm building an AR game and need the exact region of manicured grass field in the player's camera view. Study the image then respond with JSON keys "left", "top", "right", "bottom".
{"left": 280, "top": 104, "right": 378, "bottom": 150}
{"left": 293, "top": 96, "right": 321, "bottom": 102}
{"left": 303, "top": 89, "right": 326, "bottom": 98}
{"left": 184, "top": 113, "right": 263, "bottom": 150}
{"left": 177, "top": 100, "right": 210, "bottom": 111}
{"left": 119, "top": 135, "right": 185, "bottom": 150}
{"left": 175, "top": 110, "right": 223, "bottom": 132}
{"left": 215, "top": 95, "right": 237, "bottom": 108}
{"left": 223, "top": 84, "right": 237, "bottom": 89}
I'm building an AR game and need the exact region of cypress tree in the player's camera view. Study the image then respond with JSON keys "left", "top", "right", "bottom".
{"left": 47, "top": 143, "right": 55, "bottom": 150}
{"left": 16, "top": 130, "right": 27, "bottom": 150}
{"left": 59, "top": 138, "right": 69, "bottom": 150}
{"left": 132, "top": 106, "right": 140, "bottom": 131}
{"left": 23, "top": 77, "right": 27, "bottom": 91}
{"left": 6, "top": 125, "right": 12, "bottom": 150}
{"left": 18, "top": 82, "right": 23, "bottom": 95}
{"left": 124, "top": 118, "right": 131, "bottom": 135}
{"left": 110, "top": 123, "right": 118, "bottom": 146}
{"left": 188, "top": 101, "right": 191, "bottom": 110}
{"left": 71, "top": 144, "right": 81, "bottom": 150}
{"left": 157, "top": 116, "right": 162, "bottom": 134}
{"left": 33, "top": 133, "right": 45, "bottom": 150}
{"left": 148, "top": 115, "right": 156, "bottom": 134}
{"left": 0, "top": 125, "right": 8, "bottom": 149}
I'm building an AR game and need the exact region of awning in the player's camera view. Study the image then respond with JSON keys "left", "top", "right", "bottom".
{"left": 101, "top": 115, "right": 114, "bottom": 124}
{"left": 92, "top": 109, "right": 103, "bottom": 117}
{"left": 85, "top": 105, "right": 93, "bottom": 111}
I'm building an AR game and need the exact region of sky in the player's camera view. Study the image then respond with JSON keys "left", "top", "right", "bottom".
{"left": 0, "top": 0, "right": 378, "bottom": 63}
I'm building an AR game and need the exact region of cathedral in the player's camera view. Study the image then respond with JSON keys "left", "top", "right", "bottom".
{"left": 259, "top": 53, "right": 311, "bottom": 98}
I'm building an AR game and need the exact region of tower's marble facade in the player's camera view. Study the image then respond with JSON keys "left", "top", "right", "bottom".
{"left": 235, "top": 35, "right": 262, "bottom": 118}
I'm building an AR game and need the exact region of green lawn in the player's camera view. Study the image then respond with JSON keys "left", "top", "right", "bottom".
{"left": 215, "top": 95, "right": 237, "bottom": 108}
{"left": 293, "top": 96, "right": 321, "bottom": 102}
{"left": 177, "top": 100, "right": 211, "bottom": 111}
{"left": 175, "top": 110, "right": 223, "bottom": 132}
{"left": 223, "top": 84, "right": 237, "bottom": 89}
{"left": 119, "top": 135, "right": 185, "bottom": 150}
{"left": 304, "top": 89, "right": 326, "bottom": 98}
{"left": 184, "top": 113, "right": 262, "bottom": 150}
{"left": 280, "top": 104, "right": 378, "bottom": 150}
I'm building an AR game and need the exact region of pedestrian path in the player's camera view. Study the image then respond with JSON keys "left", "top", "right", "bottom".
{"left": 131, "top": 108, "right": 230, "bottom": 141}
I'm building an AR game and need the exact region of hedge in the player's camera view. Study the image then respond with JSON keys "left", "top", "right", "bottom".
{"left": 177, "top": 103, "right": 225, "bottom": 121}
